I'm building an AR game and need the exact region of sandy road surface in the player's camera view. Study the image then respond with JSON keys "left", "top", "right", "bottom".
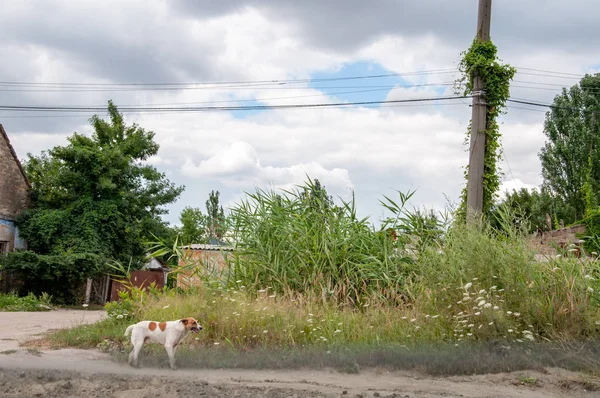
{"left": 0, "top": 311, "right": 598, "bottom": 397}
{"left": 0, "top": 310, "right": 106, "bottom": 351}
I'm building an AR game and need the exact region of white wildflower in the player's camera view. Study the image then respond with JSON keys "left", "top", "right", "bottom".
{"left": 508, "top": 329, "right": 514, "bottom": 333}
{"left": 491, "top": 286, "right": 497, "bottom": 290}
{"left": 214, "top": 342, "right": 220, "bottom": 345}
{"left": 513, "top": 312, "right": 521, "bottom": 317}
{"left": 410, "top": 318, "right": 417, "bottom": 322}
{"left": 484, "top": 303, "right": 492, "bottom": 309}
{"left": 82, "top": 304, "right": 89, "bottom": 308}
{"left": 475, "top": 312, "right": 481, "bottom": 316}
{"left": 587, "top": 287, "right": 594, "bottom": 294}
{"left": 479, "top": 289, "right": 486, "bottom": 294}
{"left": 263, "top": 330, "right": 268, "bottom": 334}
{"left": 467, "top": 333, "right": 473, "bottom": 336}
{"left": 116, "top": 314, "right": 124, "bottom": 320}
{"left": 493, "top": 306, "right": 500, "bottom": 311}
{"left": 478, "top": 300, "right": 486, "bottom": 307}
{"left": 334, "top": 329, "right": 342, "bottom": 334}
{"left": 507, "top": 311, "right": 513, "bottom": 315}
{"left": 467, "top": 324, "right": 475, "bottom": 328}
{"left": 464, "top": 282, "right": 473, "bottom": 290}
{"left": 584, "top": 275, "right": 592, "bottom": 280}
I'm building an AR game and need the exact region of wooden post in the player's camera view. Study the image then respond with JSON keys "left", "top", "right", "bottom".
{"left": 84, "top": 278, "right": 93, "bottom": 304}
{"left": 466, "top": 0, "right": 492, "bottom": 223}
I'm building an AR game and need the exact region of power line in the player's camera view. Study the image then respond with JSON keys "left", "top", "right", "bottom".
{"left": 0, "top": 69, "right": 457, "bottom": 88}
{"left": 0, "top": 102, "right": 468, "bottom": 119}
{"left": 0, "top": 95, "right": 471, "bottom": 113}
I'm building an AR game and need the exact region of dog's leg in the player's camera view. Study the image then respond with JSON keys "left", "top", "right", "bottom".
{"left": 129, "top": 340, "right": 144, "bottom": 368}
{"left": 165, "top": 344, "right": 178, "bottom": 370}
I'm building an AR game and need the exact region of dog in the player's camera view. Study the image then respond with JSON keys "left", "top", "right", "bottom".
{"left": 124, "top": 317, "right": 202, "bottom": 370}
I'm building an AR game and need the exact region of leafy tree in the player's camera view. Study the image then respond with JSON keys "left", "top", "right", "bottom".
{"left": 539, "top": 73, "right": 600, "bottom": 222}
{"left": 17, "top": 101, "right": 184, "bottom": 263}
{"left": 490, "top": 187, "right": 577, "bottom": 233}
{"left": 205, "top": 190, "right": 226, "bottom": 240}
{"left": 179, "top": 206, "right": 208, "bottom": 244}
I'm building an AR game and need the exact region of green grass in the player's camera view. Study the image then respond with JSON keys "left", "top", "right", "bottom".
{"left": 0, "top": 292, "right": 53, "bottom": 312}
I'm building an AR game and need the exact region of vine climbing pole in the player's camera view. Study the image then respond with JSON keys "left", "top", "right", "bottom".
{"left": 466, "top": 0, "right": 492, "bottom": 223}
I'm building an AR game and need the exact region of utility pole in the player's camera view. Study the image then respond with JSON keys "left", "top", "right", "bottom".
{"left": 466, "top": 0, "right": 492, "bottom": 223}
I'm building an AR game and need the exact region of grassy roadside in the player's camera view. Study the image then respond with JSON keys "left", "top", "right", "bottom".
{"left": 25, "top": 202, "right": 600, "bottom": 376}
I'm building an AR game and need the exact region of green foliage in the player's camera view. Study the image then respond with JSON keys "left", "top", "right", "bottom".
{"left": 17, "top": 100, "right": 184, "bottom": 263}
{"left": 539, "top": 74, "right": 600, "bottom": 221}
{"left": 581, "top": 209, "right": 600, "bottom": 255}
{"left": 206, "top": 190, "right": 227, "bottom": 240}
{"left": 228, "top": 178, "right": 416, "bottom": 305}
{"left": 0, "top": 292, "right": 53, "bottom": 312}
{"left": 0, "top": 251, "right": 106, "bottom": 304}
{"left": 179, "top": 206, "right": 209, "bottom": 244}
{"left": 104, "top": 291, "right": 138, "bottom": 320}
{"left": 489, "top": 187, "right": 576, "bottom": 233}
{"left": 380, "top": 190, "right": 447, "bottom": 254}
{"left": 457, "top": 39, "right": 517, "bottom": 218}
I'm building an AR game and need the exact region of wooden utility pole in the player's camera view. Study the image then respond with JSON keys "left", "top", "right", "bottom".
{"left": 466, "top": 0, "right": 492, "bottom": 223}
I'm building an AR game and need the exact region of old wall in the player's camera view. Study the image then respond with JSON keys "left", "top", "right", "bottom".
{"left": 176, "top": 250, "right": 232, "bottom": 289}
{"left": 0, "top": 126, "right": 30, "bottom": 251}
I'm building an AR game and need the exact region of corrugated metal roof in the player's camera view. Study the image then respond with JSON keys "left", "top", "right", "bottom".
{"left": 182, "top": 243, "right": 235, "bottom": 251}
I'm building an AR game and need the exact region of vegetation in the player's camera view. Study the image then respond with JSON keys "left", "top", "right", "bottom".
{"left": 457, "top": 39, "right": 516, "bottom": 218}
{"left": 227, "top": 179, "right": 425, "bottom": 305}
{"left": 17, "top": 101, "right": 183, "bottom": 263}
{"left": 0, "top": 251, "right": 106, "bottom": 304}
{"left": 177, "top": 190, "right": 228, "bottom": 244}
{"left": 0, "top": 292, "right": 53, "bottom": 312}
{"left": 539, "top": 73, "right": 600, "bottom": 222}
{"left": 39, "top": 180, "right": 599, "bottom": 376}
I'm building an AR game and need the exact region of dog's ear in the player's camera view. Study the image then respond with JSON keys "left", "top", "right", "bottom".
{"left": 180, "top": 319, "right": 189, "bottom": 325}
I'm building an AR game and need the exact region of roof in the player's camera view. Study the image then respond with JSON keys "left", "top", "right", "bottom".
{"left": 0, "top": 124, "right": 31, "bottom": 188}
{"left": 182, "top": 243, "right": 235, "bottom": 251}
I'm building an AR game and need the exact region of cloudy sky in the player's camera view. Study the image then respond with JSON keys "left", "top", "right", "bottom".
{"left": 1, "top": 1, "right": 598, "bottom": 226}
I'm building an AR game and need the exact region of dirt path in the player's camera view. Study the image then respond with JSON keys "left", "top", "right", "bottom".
{"left": 0, "top": 311, "right": 598, "bottom": 397}
{"left": 1, "top": 349, "right": 597, "bottom": 397}
{"left": 0, "top": 310, "right": 106, "bottom": 351}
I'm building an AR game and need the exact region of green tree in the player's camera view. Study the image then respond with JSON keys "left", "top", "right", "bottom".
{"left": 17, "top": 101, "right": 184, "bottom": 263}
{"left": 179, "top": 206, "right": 208, "bottom": 244}
{"left": 539, "top": 73, "right": 600, "bottom": 222}
{"left": 490, "top": 187, "right": 576, "bottom": 233}
{"left": 206, "top": 190, "right": 226, "bottom": 240}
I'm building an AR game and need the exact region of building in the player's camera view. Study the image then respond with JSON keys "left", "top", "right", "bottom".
{"left": 176, "top": 242, "right": 235, "bottom": 289}
{"left": 0, "top": 124, "right": 30, "bottom": 253}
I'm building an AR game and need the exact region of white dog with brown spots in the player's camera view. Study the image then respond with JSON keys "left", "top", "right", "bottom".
{"left": 124, "top": 317, "right": 202, "bottom": 370}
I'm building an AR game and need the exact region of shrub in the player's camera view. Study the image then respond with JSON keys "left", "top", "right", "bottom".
{"left": 0, "top": 292, "right": 53, "bottom": 311}
{"left": 0, "top": 251, "right": 107, "bottom": 304}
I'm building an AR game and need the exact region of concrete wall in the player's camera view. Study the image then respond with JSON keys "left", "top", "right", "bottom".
{"left": 531, "top": 224, "right": 586, "bottom": 257}
{"left": 177, "top": 249, "right": 232, "bottom": 289}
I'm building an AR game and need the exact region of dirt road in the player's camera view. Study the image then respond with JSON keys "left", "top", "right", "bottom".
{"left": 0, "top": 311, "right": 598, "bottom": 397}
{"left": 0, "top": 309, "right": 106, "bottom": 351}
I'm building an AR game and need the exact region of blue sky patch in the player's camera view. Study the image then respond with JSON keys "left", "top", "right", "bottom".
{"left": 309, "top": 61, "right": 411, "bottom": 107}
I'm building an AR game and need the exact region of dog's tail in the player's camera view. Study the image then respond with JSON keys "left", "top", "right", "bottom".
{"left": 124, "top": 324, "right": 135, "bottom": 337}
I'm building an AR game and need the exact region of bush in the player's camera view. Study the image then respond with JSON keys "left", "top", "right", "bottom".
{"left": 0, "top": 292, "right": 53, "bottom": 311}
{"left": 0, "top": 251, "right": 107, "bottom": 304}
